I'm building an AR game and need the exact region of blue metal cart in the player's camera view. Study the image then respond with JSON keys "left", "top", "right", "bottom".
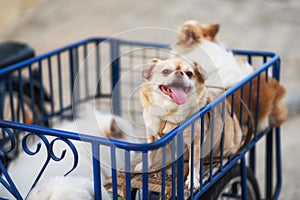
{"left": 0, "top": 37, "right": 282, "bottom": 200}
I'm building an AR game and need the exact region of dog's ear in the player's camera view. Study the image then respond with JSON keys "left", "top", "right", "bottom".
{"left": 192, "top": 61, "right": 207, "bottom": 83}
{"left": 178, "top": 25, "right": 200, "bottom": 45}
{"left": 203, "top": 23, "right": 220, "bottom": 41}
{"left": 142, "top": 58, "right": 160, "bottom": 80}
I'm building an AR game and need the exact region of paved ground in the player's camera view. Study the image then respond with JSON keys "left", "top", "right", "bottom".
{"left": 0, "top": 0, "right": 299, "bottom": 199}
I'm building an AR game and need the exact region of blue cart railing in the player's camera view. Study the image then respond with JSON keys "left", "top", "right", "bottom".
{"left": 0, "top": 37, "right": 282, "bottom": 200}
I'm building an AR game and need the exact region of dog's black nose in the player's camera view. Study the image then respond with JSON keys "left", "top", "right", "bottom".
{"left": 175, "top": 70, "right": 184, "bottom": 77}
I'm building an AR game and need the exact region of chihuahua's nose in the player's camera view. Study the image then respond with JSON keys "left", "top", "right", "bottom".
{"left": 175, "top": 70, "right": 184, "bottom": 77}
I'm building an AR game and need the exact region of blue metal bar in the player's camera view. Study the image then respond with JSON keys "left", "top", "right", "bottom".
{"left": 0, "top": 77, "right": 7, "bottom": 120}
{"left": 239, "top": 86, "right": 244, "bottom": 126}
{"left": 273, "top": 127, "right": 282, "bottom": 199}
{"left": 247, "top": 78, "right": 256, "bottom": 173}
{"left": 83, "top": 44, "right": 89, "bottom": 98}
{"left": 117, "top": 38, "right": 169, "bottom": 49}
{"left": 71, "top": 47, "right": 81, "bottom": 117}
{"left": 69, "top": 48, "right": 75, "bottom": 92}
{"left": 28, "top": 65, "right": 36, "bottom": 122}
{"left": 74, "top": 47, "right": 80, "bottom": 102}
{"left": 171, "top": 139, "right": 176, "bottom": 200}
{"left": 263, "top": 55, "right": 268, "bottom": 70}
{"left": 264, "top": 55, "right": 269, "bottom": 82}
{"left": 161, "top": 146, "right": 167, "bottom": 200}
{"left": 247, "top": 54, "right": 252, "bottom": 65}
{"left": 254, "top": 74, "right": 261, "bottom": 137}
{"left": 7, "top": 75, "right": 15, "bottom": 122}
{"left": 177, "top": 131, "right": 185, "bottom": 200}
{"left": 56, "top": 53, "right": 63, "bottom": 116}
{"left": 230, "top": 93, "right": 235, "bottom": 118}
{"left": 219, "top": 100, "right": 225, "bottom": 171}
{"left": 95, "top": 40, "right": 101, "bottom": 97}
{"left": 142, "top": 151, "right": 149, "bottom": 200}
{"left": 0, "top": 37, "right": 277, "bottom": 77}
{"left": 47, "top": 57, "right": 54, "bottom": 116}
{"left": 249, "top": 146, "right": 256, "bottom": 175}
{"left": 125, "top": 150, "right": 131, "bottom": 200}
{"left": 273, "top": 58, "right": 281, "bottom": 81}
{"left": 38, "top": 60, "right": 45, "bottom": 117}
{"left": 0, "top": 119, "right": 165, "bottom": 149}
{"left": 266, "top": 129, "right": 273, "bottom": 199}
{"left": 273, "top": 57, "right": 282, "bottom": 199}
{"left": 111, "top": 147, "right": 118, "bottom": 200}
{"left": 17, "top": 69, "right": 25, "bottom": 123}
{"left": 0, "top": 161, "right": 22, "bottom": 199}
{"left": 110, "top": 39, "right": 121, "bottom": 116}
{"left": 189, "top": 123, "right": 195, "bottom": 197}
{"left": 199, "top": 116, "right": 205, "bottom": 189}
{"left": 232, "top": 49, "right": 276, "bottom": 57}
{"left": 69, "top": 48, "right": 77, "bottom": 116}
{"left": 92, "top": 144, "right": 101, "bottom": 200}
{"left": 240, "top": 156, "right": 248, "bottom": 200}
{"left": 209, "top": 108, "right": 215, "bottom": 180}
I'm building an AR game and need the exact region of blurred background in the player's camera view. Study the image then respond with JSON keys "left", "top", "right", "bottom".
{"left": 0, "top": 0, "right": 299, "bottom": 199}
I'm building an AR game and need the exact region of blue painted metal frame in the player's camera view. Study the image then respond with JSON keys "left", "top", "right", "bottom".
{"left": 0, "top": 37, "right": 282, "bottom": 200}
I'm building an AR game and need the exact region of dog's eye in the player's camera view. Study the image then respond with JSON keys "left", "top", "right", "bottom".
{"left": 185, "top": 71, "right": 193, "bottom": 78}
{"left": 162, "top": 69, "right": 170, "bottom": 74}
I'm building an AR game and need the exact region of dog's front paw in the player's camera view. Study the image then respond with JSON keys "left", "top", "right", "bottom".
{"left": 185, "top": 173, "right": 200, "bottom": 189}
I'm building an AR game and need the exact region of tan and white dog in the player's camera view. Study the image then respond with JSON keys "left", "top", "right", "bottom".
{"left": 137, "top": 57, "right": 243, "bottom": 189}
{"left": 172, "top": 20, "right": 287, "bottom": 133}
{"left": 172, "top": 20, "right": 253, "bottom": 90}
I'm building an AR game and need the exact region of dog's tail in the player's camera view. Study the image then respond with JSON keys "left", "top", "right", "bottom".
{"left": 105, "top": 117, "right": 125, "bottom": 139}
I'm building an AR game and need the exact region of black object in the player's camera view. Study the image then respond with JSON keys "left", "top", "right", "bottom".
{"left": 0, "top": 41, "right": 35, "bottom": 69}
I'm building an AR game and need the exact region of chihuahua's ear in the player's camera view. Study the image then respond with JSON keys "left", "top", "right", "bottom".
{"left": 142, "top": 58, "right": 160, "bottom": 80}
{"left": 192, "top": 61, "right": 207, "bottom": 83}
{"left": 178, "top": 25, "right": 200, "bottom": 45}
{"left": 203, "top": 23, "right": 220, "bottom": 41}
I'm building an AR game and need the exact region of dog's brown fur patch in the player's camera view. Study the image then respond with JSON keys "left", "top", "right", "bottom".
{"left": 228, "top": 74, "right": 287, "bottom": 132}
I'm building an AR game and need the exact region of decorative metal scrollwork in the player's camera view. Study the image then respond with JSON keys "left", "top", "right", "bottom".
{"left": 0, "top": 129, "right": 79, "bottom": 199}
{"left": 22, "top": 132, "right": 79, "bottom": 191}
{"left": 0, "top": 128, "right": 16, "bottom": 154}
{"left": 0, "top": 128, "right": 21, "bottom": 199}
{"left": 49, "top": 137, "right": 79, "bottom": 176}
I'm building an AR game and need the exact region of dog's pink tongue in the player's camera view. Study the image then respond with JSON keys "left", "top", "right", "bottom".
{"left": 170, "top": 86, "right": 187, "bottom": 105}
